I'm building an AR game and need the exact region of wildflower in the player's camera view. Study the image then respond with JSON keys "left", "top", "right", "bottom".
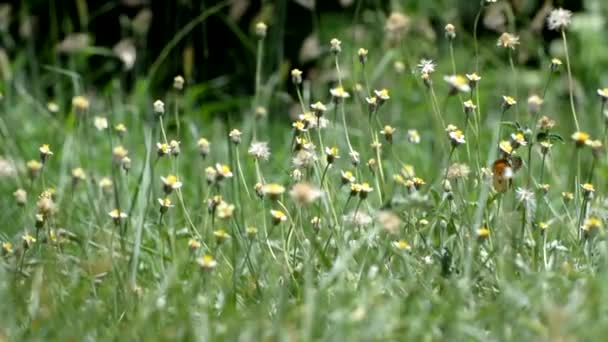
{"left": 35, "top": 213, "right": 45, "bottom": 229}
{"left": 571, "top": 131, "right": 590, "bottom": 147}
{"left": 527, "top": 95, "right": 544, "bottom": 114}
{"left": 311, "top": 101, "right": 327, "bottom": 118}
{"left": 71, "top": 167, "right": 86, "bottom": 184}
{"left": 293, "top": 150, "right": 317, "bottom": 168}
{"left": 377, "top": 211, "right": 401, "bottom": 234}
{"left": 418, "top": 59, "right": 436, "bottom": 75}
{"left": 598, "top": 88, "right": 608, "bottom": 102}
{"left": 291, "top": 169, "right": 303, "bottom": 181}
{"left": 401, "top": 164, "right": 415, "bottom": 178}
{"left": 581, "top": 183, "right": 595, "bottom": 198}
{"left": 291, "top": 69, "right": 303, "bottom": 85}
{"left": 115, "top": 123, "right": 127, "bottom": 135}
{"left": 217, "top": 201, "right": 235, "bottom": 219}
{"left": 463, "top": 100, "right": 476, "bottom": 114}
{"left": 246, "top": 226, "right": 258, "bottom": 238}
{"left": 120, "top": 156, "right": 130, "bottom": 172}
{"left": 161, "top": 175, "right": 183, "bottom": 193}
{"left": 447, "top": 163, "right": 470, "bottom": 180}
{"left": 405, "top": 177, "right": 426, "bottom": 193}
{"left": 214, "top": 229, "right": 231, "bottom": 244}
{"left": 366, "top": 96, "right": 378, "bottom": 112}
{"left": 255, "top": 22, "right": 267, "bottom": 38}
{"left": 157, "top": 142, "right": 171, "bottom": 156}
{"left": 538, "top": 222, "right": 549, "bottom": 234}
{"left": 311, "top": 217, "right": 322, "bottom": 229}
{"left": 188, "top": 238, "right": 201, "bottom": 251}
{"left": 22, "top": 233, "right": 36, "bottom": 249}
{"left": 341, "top": 170, "right": 355, "bottom": 185}
{"left": 497, "top": 32, "right": 519, "bottom": 49}
{"left": 349, "top": 150, "right": 360, "bottom": 166}
{"left": 2, "top": 241, "right": 13, "bottom": 255}
{"left": 537, "top": 115, "right": 556, "bottom": 131}
{"left": 562, "top": 192, "right": 574, "bottom": 202}
{"left": 194, "top": 139, "right": 209, "bottom": 159}
{"left": 407, "top": 129, "right": 421, "bottom": 144}
{"left": 197, "top": 255, "right": 218, "bottom": 270}
{"left": 330, "top": 86, "right": 350, "bottom": 101}
{"left": 448, "top": 129, "right": 466, "bottom": 146}
{"left": 466, "top": 73, "right": 481, "bottom": 89}
{"left": 108, "top": 209, "right": 127, "bottom": 224}
{"left": 444, "top": 75, "right": 471, "bottom": 94}
{"left": 511, "top": 132, "right": 527, "bottom": 148}
{"left": 367, "top": 158, "right": 376, "bottom": 172}
{"left": 99, "top": 177, "right": 113, "bottom": 192}
{"left": 94, "top": 116, "right": 108, "bottom": 131}
{"left": 444, "top": 23, "right": 456, "bottom": 40}
{"left": 112, "top": 145, "right": 128, "bottom": 163}
{"left": 47, "top": 102, "right": 59, "bottom": 113}
{"left": 158, "top": 197, "right": 174, "bottom": 214}
{"left": 153, "top": 99, "right": 164, "bottom": 115}
{"left": 587, "top": 139, "right": 603, "bottom": 157}
{"left": 215, "top": 163, "right": 233, "bottom": 180}
{"left": 380, "top": 125, "right": 396, "bottom": 143}
{"left": 550, "top": 58, "right": 562, "bottom": 72}
{"left": 515, "top": 187, "right": 535, "bottom": 205}
{"left": 14, "top": 188, "right": 27, "bottom": 206}
{"left": 169, "top": 140, "right": 181, "bottom": 156}
{"left": 325, "top": 146, "right": 340, "bottom": 164}
{"left": 292, "top": 120, "right": 307, "bottom": 133}
{"left": 582, "top": 217, "right": 602, "bottom": 235}
{"left": 255, "top": 106, "right": 267, "bottom": 119}
{"left": 162, "top": 73, "right": 181, "bottom": 91}
{"left": 357, "top": 48, "right": 368, "bottom": 64}
{"left": 330, "top": 38, "right": 341, "bottom": 54}
{"left": 26, "top": 159, "right": 42, "bottom": 179}
{"left": 385, "top": 12, "right": 410, "bottom": 43}
{"left": 547, "top": 8, "right": 572, "bottom": 31}
{"left": 345, "top": 211, "right": 372, "bottom": 226}
{"left": 374, "top": 89, "right": 390, "bottom": 105}
{"left": 358, "top": 182, "right": 373, "bottom": 200}
{"left": 36, "top": 195, "right": 55, "bottom": 217}
{"left": 248, "top": 141, "right": 271, "bottom": 161}
{"left": 270, "top": 210, "right": 288, "bottom": 225}
{"left": 393, "top": 240, "right": 412, "bottom": 251}
{"left": 502, "top": 95, "right": 517, "bottom": 109}
{"left": 290, "top": 183, "right": 323, "bottom": 204}
{"left": 72, "top": 95, "right": 90, "bottom": 112}
{"left": 39, "top": 144, "right": 53, "bottom": 163}
{"left": 229, "top": 129, "right": 242, "bottom": 144}
{"left": 477, "top": 227, "right": 490, "bottom": 240}
{"left": 538, "top": 183, "right": 550, "bottom": 195}
{"left": 262, "top": 183, "right": 285, "bottom": 200}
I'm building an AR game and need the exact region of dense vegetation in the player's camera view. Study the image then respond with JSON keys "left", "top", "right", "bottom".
{"left": 2, "top": 0, "right": 608, "bottom": 340}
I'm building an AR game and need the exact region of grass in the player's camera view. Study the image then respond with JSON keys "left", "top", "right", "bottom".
{"left": 2, "top": 1, "right": 608, "bottom": 340}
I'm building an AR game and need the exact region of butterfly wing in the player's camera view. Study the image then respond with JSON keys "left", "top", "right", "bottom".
{"left": 492, "top": 159, "right": 513, "bottom": 193}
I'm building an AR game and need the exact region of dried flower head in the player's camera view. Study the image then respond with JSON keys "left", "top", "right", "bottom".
{"left": 527, "top": 95, "right": 544, "bottom": 114}
{"left": 330, "top": 38, "right": 342, "bottom": 54}
{"left": 497, "top": 32, "right": 519, "bottom": 49}
{"left": 153, "top": 99, "right": 164, "bottom": 115}
{"left": 173, "top": 75, "right": 184, "bottom": 90}
{"left": 547, "top": 8, "right": 572, "bottom": 31}
{"left": 248, "top": 141, "right": 271, "bottom": 161}
{"left": 197, "top": 138, "right": 210, "bottom": 157}
{"left": 289, "top": 182, "right": 323, "bottom": 205}
{"left": 14, "top": 188, "right": 27, "bottom": 205}
{"left": 444, "top": 23, "right": 456, "bottom": 40}
{"left": 447, "top": 163, "right": 470, "bottom": 180}
{"left": 255, "top": 22, "right": 267, "bottom": 39}
{"left": 72, "top": 95, "right": 90, "bottom": 112}
{"left": 357, "top": 48, "right": 368, "bottom": 64}
{"left": 291, "top": 68, "right": 303, "bottom": 85}
{"left": 229, "top": 129, "right": 242, "bottom": 144}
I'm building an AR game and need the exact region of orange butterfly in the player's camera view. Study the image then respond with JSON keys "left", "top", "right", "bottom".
{"left": 492, "top": 157, "right": 522, "bottom": 192}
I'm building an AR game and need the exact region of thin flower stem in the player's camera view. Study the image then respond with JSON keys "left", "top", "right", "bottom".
{"left": 562, "top": 29, "right": 580, "bottom": 130}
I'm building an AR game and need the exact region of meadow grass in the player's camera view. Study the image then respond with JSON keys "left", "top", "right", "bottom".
{"left": 2, "top": 2, "right": 608, "bottom": 341}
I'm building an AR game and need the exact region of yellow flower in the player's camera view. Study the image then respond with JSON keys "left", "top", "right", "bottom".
{"left": 463, "top": 100, "right": 476, "bottom": 113}
{"left": 215, "top": 164, "right": 233, "bottom": 179}
{"left": 582, "top": 217, "right": 602, "bottom": 233}
{"left": 443, "top": 75, "right": 471, "bottom": 93}
{"left": 214, "top": 229, "right": 231, "bottom": 243}
{"left": 330, "top": 86, "right": 350, "bottom": 100}
{"left": 158, "top": 197, "right": 174, "bottom": 213}
{"left": 358, "top": 182, "right": 373, "bottom": 199}
{"left": 571, "top": 131, "right": 590, "bottom": 146}
{"left": 197, "top": 255, "right": 218, "bottom": 270}
{"left": 161, "top": 175, "right": 182, "bottom": 193}
{"left": 262, "top": 183, "right": 286, "bottom": 200}
{"left": 71, "top": 167, "right": 86, "bottom": 183}
{"left": 112, "top": 145, "right": 129, "bottom": 162}
{"left": 448, "top": 129, "right": 466, "bottom": 145}
{"left": 325, "top": 146, "right": 340, "bottom": 164}
{"left": 477, "top": 227, "right": 490, "bottom": 240}
{"left": 108, "top": 209, "right": 127, "bottom": 223}
{"left": 188, "top": 238, "right": 201, "bottom": 250}
{"left": 217, "top": 201, "right": 235, "bottom": 219}
{"left": 115, "top": 123, "right": 127, "bottom": 135}
{"left": 341, "top": 170, "right": 356, "bottom": 184}
{"left": 39, "top": 144, "right": 53, "bottom": 162}
{"left": 26, "top": 160, "right": 43, "bottom": 179}
{"left": 270, "top": 210, "right": 288, "bottom": 224}
{"left": 157, "top": 142, "right": 171, "bottom": 156}
{"left": 2, "top": 241, "right": 14, "bottom": 254}
{"left": 22, "top": 233, "right": 36, "bottom": 248}
{"left": 499, "top": 140, "right": 514, "bottom": 155}
{"left": 72, "top": 95, "right": 90, "bottom": 111}
{"left": 502, "top": 95, "right": 517, "bottom": 108}
{"left": 392, "top": 240, "right": 411, "bottom": 251}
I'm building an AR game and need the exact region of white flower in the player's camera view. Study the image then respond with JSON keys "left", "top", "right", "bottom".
{"left": 248, "top": 141, "right": 271, "bottom": 161}
{"left": 344, "top": 211, "right": 373, "bottom": 226}
{"left": 417, "top": 59, "right": 435, "bottom": 75}
{"left": 153, "top": 99, "right": 164, "bottom": 114}
{"left": 94, "top": 116, "right": 108, "bottom": 131}
{"left": 407, "top": 129, "right": 421, "bottom": 144}
{"left": 547, "top": 8, "right": 572, "bottom": 31}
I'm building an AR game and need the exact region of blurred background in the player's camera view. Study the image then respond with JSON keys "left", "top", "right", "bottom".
{"left": 0, "top": 0, "right": 604, "bottom": 118}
